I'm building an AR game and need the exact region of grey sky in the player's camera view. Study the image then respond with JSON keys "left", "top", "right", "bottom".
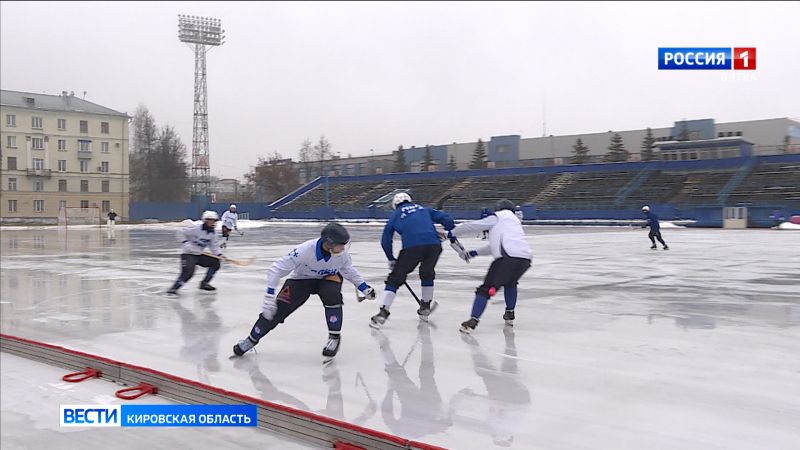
{"left": 2, "top": 1, "right": 798, "bottom": 178}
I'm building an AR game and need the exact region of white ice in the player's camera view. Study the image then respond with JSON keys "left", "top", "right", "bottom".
{"left": 1, "top": 223, "right": 799, "bottom": 449}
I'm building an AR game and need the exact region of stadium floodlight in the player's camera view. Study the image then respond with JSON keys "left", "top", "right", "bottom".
{"left": 178, "top": 15, "right": 225, "bottom": 197}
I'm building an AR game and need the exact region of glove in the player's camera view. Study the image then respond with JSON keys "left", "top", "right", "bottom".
{"left": 388, "top": 260, "right": 396, "bottom": 271}
{"left": 447, "top": 230, "right": 457, "bottom": 243}
{"left": 262, "top": 291, "right": 277, "bottom": 320}
{"left": 451, "top": 240, "right": 470, "bottom": 263}
{"left": 468, "top": 250, "right": 478, "bottom": 258}
{"left": 362, "top": 286, "right": 376, "bottom": 301}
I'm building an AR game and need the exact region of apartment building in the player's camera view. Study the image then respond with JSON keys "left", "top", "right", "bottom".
{"left": 0, "top": 90, "right": 129, "bottom": 223}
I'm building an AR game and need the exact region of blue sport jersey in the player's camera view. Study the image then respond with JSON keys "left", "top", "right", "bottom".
{"left": 645, "top": 212, "right": 660, "bottom": 231}
{"left": 381, "top": 203, "right": 455, "bottom": 261}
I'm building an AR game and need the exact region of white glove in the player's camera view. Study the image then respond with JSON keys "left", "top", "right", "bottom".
{"left": 450, "top": 240, "right": 471, "bottom": 263}
{"left": 362, "top": 286, "right": 376, "bottom": 301}
{"left": 388, "top": 260, "right": 396, "bottom": 271}
{"left": 261, "top": 293, "right": 277, "bottom": 320}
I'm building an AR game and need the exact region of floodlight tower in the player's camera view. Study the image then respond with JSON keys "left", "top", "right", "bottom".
{"left": 178, "top": 15, "right": 225, "bottom": 196}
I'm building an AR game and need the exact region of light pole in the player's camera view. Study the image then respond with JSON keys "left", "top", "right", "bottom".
{"left": 178, "top": 15, "right": 225, "bottom": 198}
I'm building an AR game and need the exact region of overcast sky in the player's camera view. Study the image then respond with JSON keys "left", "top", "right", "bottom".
{"left": 2, "top": 1, "right": 798, "bottom": 178}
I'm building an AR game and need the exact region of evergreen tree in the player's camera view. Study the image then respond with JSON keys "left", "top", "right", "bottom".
{"left": 640, "top": 128, "right": 656, "bottom": 161}
{"left": 393, "top": 145, "right": 407, "bottom": 173}
{"left": 604, "top": 133, "right": 629, "bottom": 162}
{"left": 469, "top": 139, "right": 487, "bottom": 169}
{"left": 447, "top": 154, "right": 457, "bottom": 171}
{"left": 421, "top": 145, "right": 434, "bottom": 172}
{"left": 783, "top": 135, "right": 791, "bottom": 154}
{"left": 570, "top": 138, "right": 590, "bottom": 164}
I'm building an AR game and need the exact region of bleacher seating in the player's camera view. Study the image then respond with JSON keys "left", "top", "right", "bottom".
{"left": 725, "top": 163, "right": 800, "bottom": 206}
{"left": 537, "top": 171, "right": 638, "bottom": 210}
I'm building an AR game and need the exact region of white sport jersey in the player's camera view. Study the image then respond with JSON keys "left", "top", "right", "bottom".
{"left": 266, "top": 238, "right": 366, "bottom": 293}
{"left": 179, "top": 223, "right": 223, "bottom": 256}
{"left": 221, "top": 210, "right": 238, "bottom": 229}
{"left": 452, "top": 209, "right": 532, "bottom": 260}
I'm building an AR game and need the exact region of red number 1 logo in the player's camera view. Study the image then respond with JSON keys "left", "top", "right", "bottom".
{"left": 733, "top": 47, "right": 756, "bottom": 70}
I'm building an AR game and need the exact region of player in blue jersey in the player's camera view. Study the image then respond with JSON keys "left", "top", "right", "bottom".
{"left": 370, "top": 193, "right": 456, "bottom": 328}
{"left": 642, "top": 206, "right": 668, "bottom": 250}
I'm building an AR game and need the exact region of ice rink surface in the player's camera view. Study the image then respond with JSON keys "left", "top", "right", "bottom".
{"left": 1, "top": 222, "right": 799, "bottom": 449}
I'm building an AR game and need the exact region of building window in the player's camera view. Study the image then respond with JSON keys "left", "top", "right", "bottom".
{"left": 80, "top": 200, "right": 89, "bottom": 208}
{"left": 7, "top": 157, "right": 16, "bottom": 170}
{"left": 8, "top": 199, "right": 17, "bottom": 212}
{"left": 32, "top": 137, "right": 44, "bottom": 149}
{"left": 101, "top": 122, "right": 109, "bottom": 134}
{"left": 101, "top": 180, "right": 110, "bottom": 192}
{"left": 80, "top": 180, "right": 89, "bottom": 192}
{"left": 8, "top": 178, "right": 17, "bottom": 191}
{"left": 80, "top": 120, "right": 89, "bottom": 133}
{"left": 58, "top": 139, "right": 67, "bottom": 151}
{"left": 59, "top": 200, "right": 67, "bottom": 210}
{"left": 59, "top": 179, "right": 67, "bottom": 192}
{"left": 79, "top": 140, "right": 91, "bottom": 152}
{"left": 102, "top": 200, "right": 110, "bottom": 212}
{"left": 58, "top": 160, "right": 67, "bottom": 172}
{"left": 33, "top": 158, "right": 44, "bottom": 170}
{"left": 31, "top": 116, "right": 43, "bottom": 129}
{"left": 101, "top": 142, "right": 109, "bottom": 153}
{"left": 80, "top": 160, "right": 89, "bottom": 172}
{"left": 6, "top": 135, "right": 16, "bottom": 148}
{"left": 58, "top": 118, "right": 67, "bottom": 130}
{"left": 33, "top": 179, "right": 44, "bottom": 191}
{"left": 34, "top": 200, "right": 45, "bottom": 212}
{"left": 6, "top": 114, "right": 15, "bottom": 127}
{"left": 100, "top": 161, "right": 109, "bottom": 173}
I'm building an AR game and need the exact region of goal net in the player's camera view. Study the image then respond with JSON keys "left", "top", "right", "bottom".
{"left": 58, "top": 207, "right": 102, "bottom": 227}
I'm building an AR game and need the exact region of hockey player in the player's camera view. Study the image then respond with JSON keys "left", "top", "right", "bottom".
{"left": 220, "top": 204, "right": 238, "bottom": 247}
{"left": 107, "top": 209, "right": 118, "bottom": 229}
{"left": 479, "top": 207, "right": 491, "bottom": 240}
{"left": 232, "top": 222, "right": 376, "bottom": 360}
{"left": 447, "top": 199, "right": 532, "bottom": 333}
{"left": 370, "top": 193, "right": 455, "bottom": 328}
{"left": 167, "top": 210, "right": 225, "bottom": 295}
{"left": 642, "top": 206, "right": 668, "bottom": 250}
{"left": 514, "top": 205, "right": 524, "bottom": 221}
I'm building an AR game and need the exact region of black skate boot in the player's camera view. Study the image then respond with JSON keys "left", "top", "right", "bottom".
{"left": 650, "top": 244, "right": 657, "bottom": 250}
{"left": 663, "top": 245, "right": 669, "bottom": 250}
{"left": 460, "top": 318, "right": 479, "bottom": 334}
{"left": 503, "top": 310, "right": 515, "bottom": 326}
{"left": 322, "top": 334, "right": 341, "bottom": 361}
{"left": 417, "top": 301, "right": 438, "bottom": 321}
{"left": 166, "top": 287, "right": 179, "bottom": 296}
{"left": 199, "top": 282, "right": 216, "bottom": 291}
{"left": 232, "top": 336, "right": 257, "bottom": 357}
{"left": 369, "top": 307, "right": 390, "bottom": 329}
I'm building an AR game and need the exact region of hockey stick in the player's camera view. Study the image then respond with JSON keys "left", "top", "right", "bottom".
{"left": 202, "top": 252, "right": 256, "bottom": 267}
{"left": 403, "top": 282, "right": 421, "bottom": 306}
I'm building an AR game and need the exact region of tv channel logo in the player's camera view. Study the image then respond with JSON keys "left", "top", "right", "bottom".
{"left": 61, "top": 405, "right": 121, "bottom": 427}
{"left": 658, "top": 47, "right": 756, "bottom": 70}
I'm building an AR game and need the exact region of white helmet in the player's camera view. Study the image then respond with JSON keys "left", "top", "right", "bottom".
{"left": 392, "top": 192, "right": 412, "bottom": 209}
{"left": 201, "top": 210, "right": 219, "bottom": 221}
{"left": 229, "top": 204, "right": 236, "bottom": 210}
{"left": 642, "top": 205, "right": 650, "bottom": 212}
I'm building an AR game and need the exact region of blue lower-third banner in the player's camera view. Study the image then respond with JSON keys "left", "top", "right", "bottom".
{"left": 61, "top": 404, "right": 258, "bottom": 427}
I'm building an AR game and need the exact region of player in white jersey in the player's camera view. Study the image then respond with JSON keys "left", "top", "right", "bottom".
{"left": 232, "top": 223, "right": 376, "bottom": 360}
{"left": 447, "top": 199, "right": 532, "bottom": 333}
{"left": 220, "top": 204, "right": 238, "bottom": 247}
{"left": 514, "top": 205, "right": 524, "bottom": 221}
{"left": 167, "top": 210, "right": 225, "bottom": 295}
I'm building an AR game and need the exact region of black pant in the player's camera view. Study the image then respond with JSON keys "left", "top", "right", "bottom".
{"left": 222, "top": 226, "right": 232, "bottom": 238}
{"left": 649, "top": 230, "right": 667, "bottom": 246}
{"left": 175, "top": 253, "right": 220, "bottom": 287}
{"left": 250, "top": 278, "right": 343, "bottom": 340}
{"left": 476, "top": 257, "right": 531, "bottom": 296}
{"left": 387, "top": 244, "right": 443, "bottom": 289}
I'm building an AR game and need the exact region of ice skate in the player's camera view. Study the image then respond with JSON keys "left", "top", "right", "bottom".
{"left": 322, "top": 335, "right": 341, "bottom": 362}
{"left": 503, "top": 310, "right": 515, "bottom": 326}
{"left": 199, "top": 282, "right": 216, "bottom": 291}
{"left": 650, "top": 244, "right": 657, "bottom": 250}
{"left": 460, "top": 317, "right": 479, "bottom": 334}
{"left": 232, "top": 337, "right": 256, "bottom": 357}
{"left": 166, "top": 287, "right": 179, "bottom": 296}
{"left": 417, "top": 300, "right": 438, "bottom": 321}
{"left": 663, "top": 245, "right": 669, "bottom": 250}
{"left": 369, "top": 307, "right": 390, "bottom": 329}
